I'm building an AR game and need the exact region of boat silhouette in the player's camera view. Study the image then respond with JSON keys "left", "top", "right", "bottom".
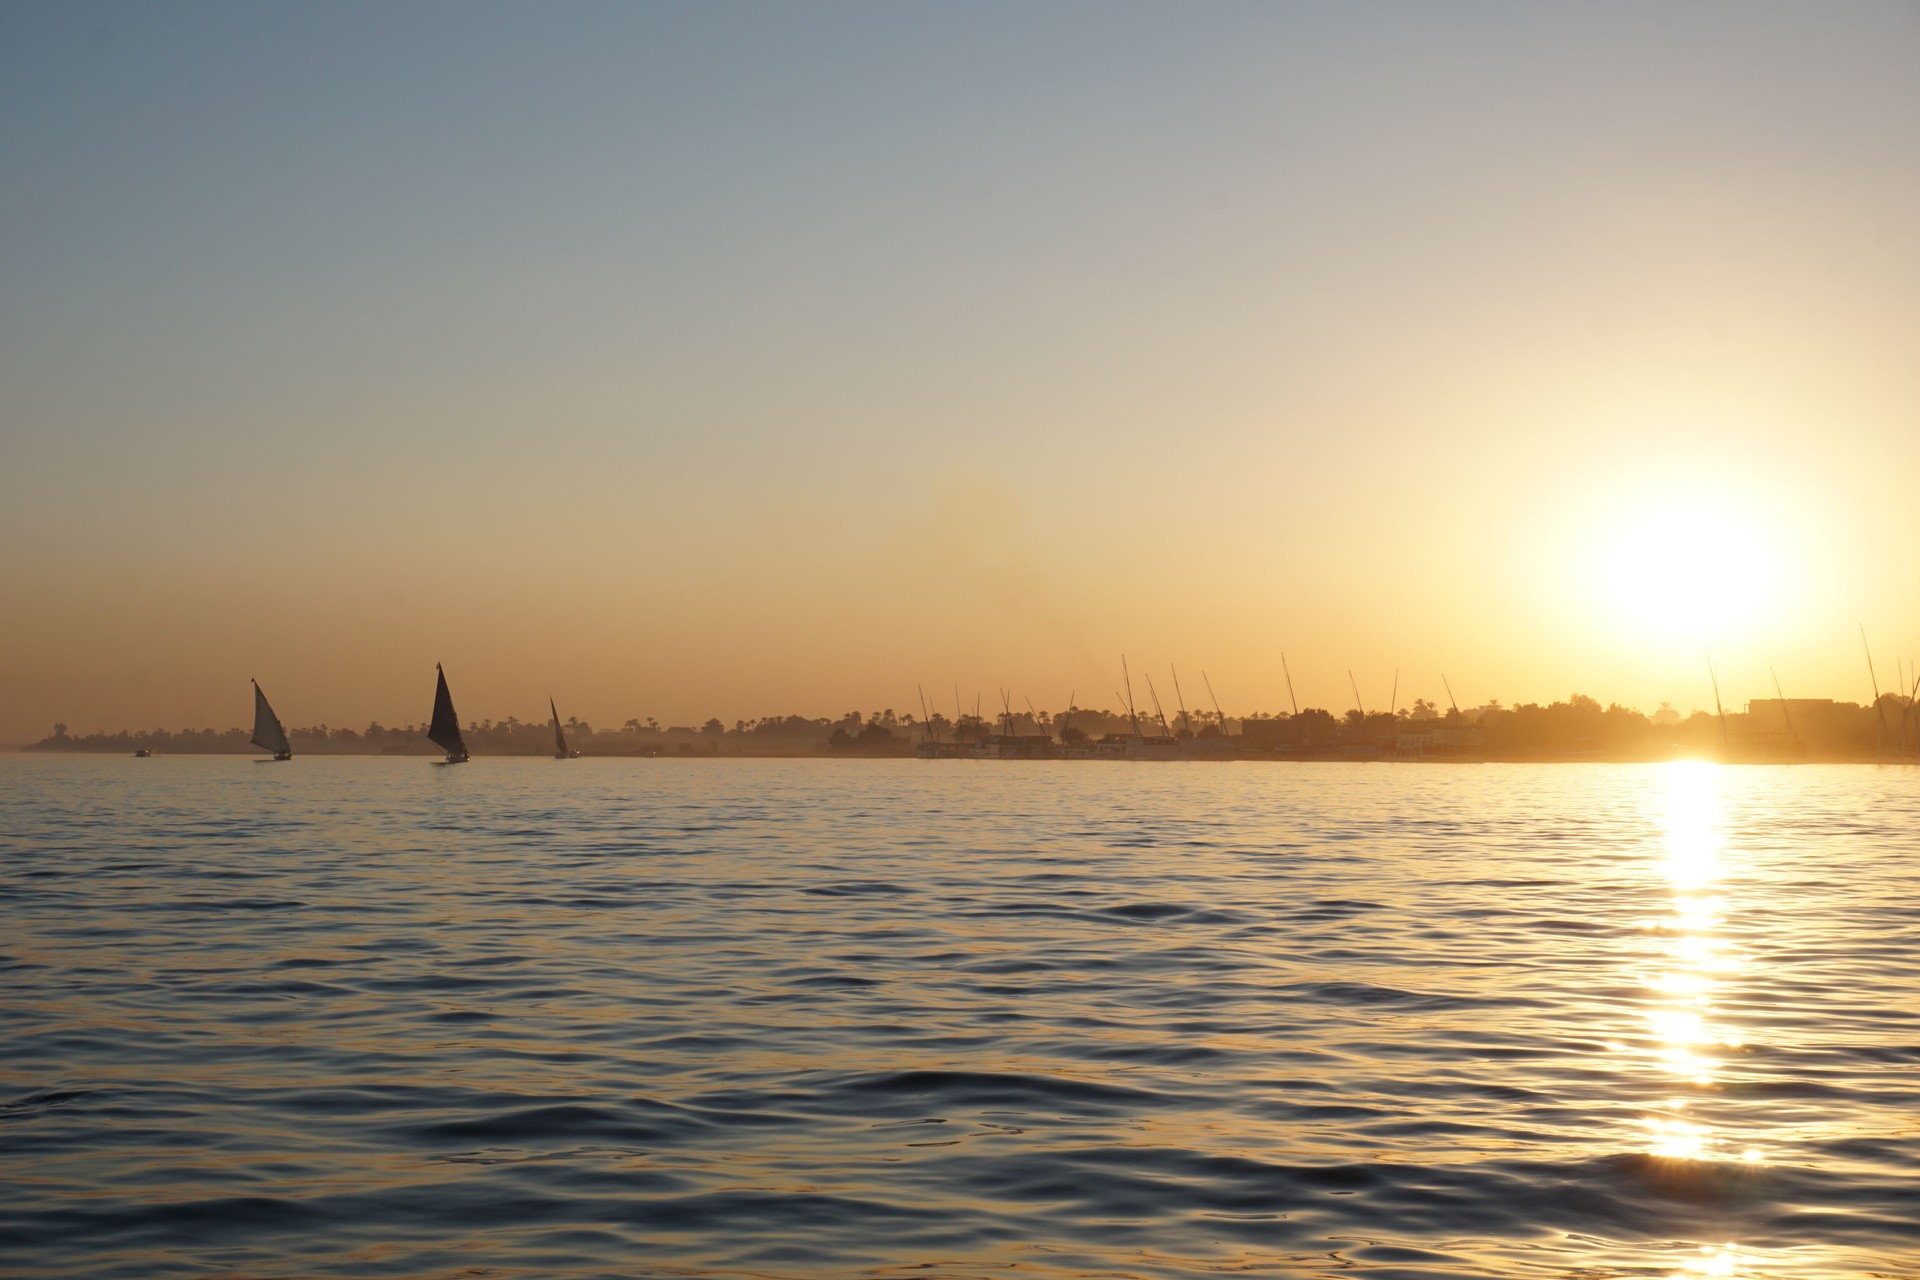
{"left": 550, "top": 697, "right": 576, "bottom": 759}
{"left": 428, "top": 664, "right": 470, "bottom": 765}
{"left": 250, "top": 680, "right": 293, "bottom": 761}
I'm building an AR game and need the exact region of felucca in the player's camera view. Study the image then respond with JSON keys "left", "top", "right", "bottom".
{"left": 250, "top": 679, "right": 293, "bottom": 761}
{"left": 549, "top": 697, "right": 574, "bottom": 759}
{"left": 428, "top": 664, "right": 470, "bottom": 764}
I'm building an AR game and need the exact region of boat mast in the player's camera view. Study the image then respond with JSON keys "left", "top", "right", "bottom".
{"left": 1170, "top": 665, "right": 1191, "bottom": 736}
{"left": 1121, "top": 655, "right": 1141, "bottom": 736}
{"left": 1896, "top": 660, "right": 1912, "bottom": 752}
{"left": 1441, "top": 673, "right": 1461, "bottom": 718}
{"left": 1770, "top": 667, "right": 1794, "bottom": 740}
{"left": 1705, "top": 651, "right": 1727, "bottom": 745}
{"left": 1862, "top": 624, "right": 1888, "bottom": 752}
{"left": 1144, "top": 673, "right": 1171, "bottom": 737}
{"left": 1281, "top": 653, "right": 1299, "bottom": 717}
{"left": 917, "top": 685, "right": 936, "bottom": 743}
{"left": 1202, "top": 670, "right": 1227, "bottom": 736}
{"left": 1348, "top": 670, "right": 1366, "bottom": 717}
{"left": 1906, "top": 670, "right": 1920, "bottom": 756}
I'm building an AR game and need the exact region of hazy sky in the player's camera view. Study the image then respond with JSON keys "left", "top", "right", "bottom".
{"left": 3, "top": 1, "right": 1917, "bottom": 743}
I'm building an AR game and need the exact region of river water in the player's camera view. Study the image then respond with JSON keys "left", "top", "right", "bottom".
{"left": 2, "top": 757, "right": 1916, "bottom": 1278}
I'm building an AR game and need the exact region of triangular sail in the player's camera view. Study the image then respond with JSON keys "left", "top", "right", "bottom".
{"left": 250, "top": 681, "right": 291, "bottom": 758}
{"left": 428, "top": 665, "right": 468, "bottom": 758}
{"left": 550, "top": 696, "right": 569, "bottom": 758}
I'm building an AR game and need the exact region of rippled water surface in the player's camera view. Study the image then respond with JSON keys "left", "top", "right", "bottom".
{"left": 3, "top": 757, "right": 1918, "bottom": 1279}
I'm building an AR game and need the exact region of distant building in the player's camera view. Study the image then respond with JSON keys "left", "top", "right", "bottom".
{"left": 1240, "top": 719, "right": 1334, "bottom": 752}
{"left": 1743, "top": 698, "right": 1837, "bottom": 736}
{"left": 1732, "top": 697, "right": 1876, "bottom": 757}
{"left": 1392, "top": 724, "right": 1483, "bottom": 759}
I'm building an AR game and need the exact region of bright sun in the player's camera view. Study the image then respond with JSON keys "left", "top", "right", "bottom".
{"left": 1602, "top": 508, "right": 1780, "bottom": 640}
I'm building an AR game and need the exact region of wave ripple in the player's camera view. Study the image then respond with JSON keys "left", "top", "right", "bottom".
{"left": 3, "top": 757, "right": 1917, "bottom": 1278}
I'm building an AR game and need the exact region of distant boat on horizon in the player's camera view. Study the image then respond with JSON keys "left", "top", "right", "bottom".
{"left": 250, "top": 679, "right": 293, "bottom": 761}
{"left": 428, "top": 664, "right": 470, "bottom": 765}
{"left": 550, "top": 696, "right": 576, "bottom": 759}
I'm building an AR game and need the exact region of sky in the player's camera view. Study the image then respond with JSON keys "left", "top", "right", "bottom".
{"left": 3, "top": 1, "right": 1917, "bottom": 744}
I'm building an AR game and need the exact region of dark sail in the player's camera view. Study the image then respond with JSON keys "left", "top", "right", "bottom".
{"left": 550, "top": 696, "right": 569, "bottom": 759}
{"left": 428, "top": 664, "right": 468, "bottom": 759}
{"left": 250, "top": 681, "right": 292, "bottom": 759}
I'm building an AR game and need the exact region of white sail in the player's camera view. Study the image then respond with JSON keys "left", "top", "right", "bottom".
{"left": 251, "top": 681, "right": 292, "bottom": 758}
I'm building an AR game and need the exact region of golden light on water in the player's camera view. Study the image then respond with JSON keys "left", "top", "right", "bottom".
{"left": 1641, "top": 763, "right": 1768, "bottom": 1278}
{"left": 1678, "top": 1244, "right": 1752, "bottom": 1277}
{"left": 1639, "top": 763, "right": 1742, "bottom": 1124}
{"left": 1660, "top": 761, "right": 1725, "bottom": 888}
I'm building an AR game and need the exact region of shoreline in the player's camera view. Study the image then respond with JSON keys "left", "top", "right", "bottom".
{"left": 10, "top": 747, "right": 1913, "bottom": 765}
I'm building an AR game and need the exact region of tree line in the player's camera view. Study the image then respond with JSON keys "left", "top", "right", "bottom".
{"left": 24, "top": 691, "right": 1919, "bottom": 760}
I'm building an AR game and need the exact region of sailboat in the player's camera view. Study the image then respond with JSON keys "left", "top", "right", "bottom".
{"left": 428, "top": 663, "right": 470, "bottom": 764}
{"left": 250, "top": 679, "right": 293, "bottom": 761}
{"left": 549, "top": 696, "right": 576, "bottom": 759}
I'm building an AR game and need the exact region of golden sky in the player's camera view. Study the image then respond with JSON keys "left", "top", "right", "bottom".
{"left": 2, "top": 4, "right": 1916, "bottom": 742}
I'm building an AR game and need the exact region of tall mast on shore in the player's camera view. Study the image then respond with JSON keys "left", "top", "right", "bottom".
{"left": 1862, "top": 625, "right": 1888, "bottom": 752}
{"left": 1144, "top": 673, "right": 1172, "bottom": 738}
{"left": 1905, "top": 670, "right": 1920, "bottom": 756}
{"left": 1706, "top": 651, "right": 1727, "bottom": 744}
{"left": 1170, "top": 665, "right": 1191, "bottom": 736}
{"left": 1202, "top": 670, "right": 1227, "bottom": 736}
{"left": 1281, "top": 654, "right": 1299, "bottom": 717}
{"left": 1121, "top": 655, "right": 1141, "bottom": 736}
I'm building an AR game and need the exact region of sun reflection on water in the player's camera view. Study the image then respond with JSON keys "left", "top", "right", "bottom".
{"left": 1641, "top": 763, "right": 1766, "bottom": 1276}
{"left": 1640, "top": 762, "right": 1743, "bottom": 1151}
{"left": 1678, "top": 1244, "right": 1753, "bottom": 1277}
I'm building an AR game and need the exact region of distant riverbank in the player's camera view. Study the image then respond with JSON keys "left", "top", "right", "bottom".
{"left": 24, "top": 689, "right": 1918, "bottom": 763}
{"left": 15, "top": 743, "right": 1911, "bottom": 764}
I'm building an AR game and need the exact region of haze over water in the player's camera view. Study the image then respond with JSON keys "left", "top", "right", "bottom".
{"left": 5, "top": 3, "right": 1919, "bottom": 743}
{"left": 4, "top": 757, "right": 1917, "bottom": 1278}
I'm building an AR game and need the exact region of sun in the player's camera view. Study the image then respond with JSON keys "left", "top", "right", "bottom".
{"left": 1601, "top": 507, "right": 1779, "bottom": 640}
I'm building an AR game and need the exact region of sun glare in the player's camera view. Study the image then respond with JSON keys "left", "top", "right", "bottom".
{"left": 1602, "top": 508, "right": 1779, "bottom": 640}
